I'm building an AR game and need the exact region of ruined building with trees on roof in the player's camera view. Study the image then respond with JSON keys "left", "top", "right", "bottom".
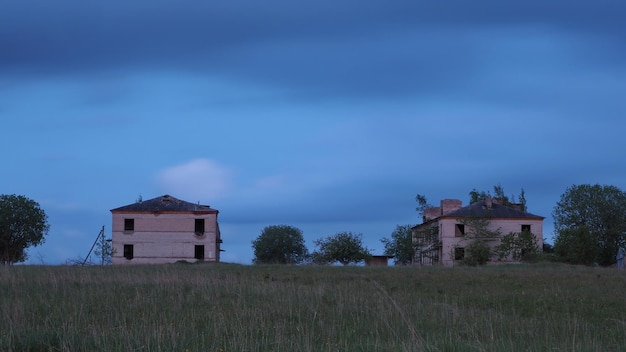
{"left": 412, "top": 196, "right": 544, "bottom": 266}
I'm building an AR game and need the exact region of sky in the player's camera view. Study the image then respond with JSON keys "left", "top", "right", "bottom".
{"left": 1, "top": 1, "right": 625, "bottom": 264}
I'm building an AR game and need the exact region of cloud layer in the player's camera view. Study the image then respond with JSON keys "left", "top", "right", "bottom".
{"left": 156, "top": 159, "right": 233, "bottom": 202}
{"left": 2, "top": 0, "right": 625, "bottom": 264}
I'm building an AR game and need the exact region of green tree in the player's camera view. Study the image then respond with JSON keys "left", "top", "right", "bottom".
{"left": 456, "top": 216, "right": 502, "bottom": 266}
{"left": 468, "top": 189, "right": 487, "bottom": 204}
{"left": 415, "top": 194, "right": 431, "bottom": 217}
{"left": 0, "top": 194, "right": 50, "bottom": 265}
{"left": 93, "top": 228, "right": 114, "bottom": 266}
{"left": 553, "top": 225, "right": 598, "bottom": 265}
{"left": 468, "top": 184, "right": 527, "bottom": 212}
{"left": 460, "top": 216, "right": 502, "bottom": 240}
{"left": 552, "top": 184, "right": 626, "bottom": 266}
{"left": 252, "top": 225, "right": 308, "bottom": 264}
{"left": 495, "top": 230, "right": 539, "bottom": 261}
{"left": 380, "top": 224, "right": 415, "bottom": 265}
{"left": 518, "top": 189, "right": 528, "bottom": 213}
{"left": 463, "top": 240, "right": 491, "bottom": 266}
{"left": 313, "top": 232, "right": 371, "bottom": 266}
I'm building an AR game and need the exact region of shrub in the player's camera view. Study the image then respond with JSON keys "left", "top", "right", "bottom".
{"left": 495, "top": 231, "right": 539, "bottom": 261}
{"left": 554, "top": 226, "right": 598, "bottom": 265}
{"left": 463, "top": 240, "right": 491, "bottom": 266}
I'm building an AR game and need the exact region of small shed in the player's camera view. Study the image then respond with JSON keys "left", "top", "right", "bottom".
{"left": 365, "top": 255, "right": 393, "bottom": 266}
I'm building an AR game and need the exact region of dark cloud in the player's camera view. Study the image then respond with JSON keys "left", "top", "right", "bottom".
{"left": 2, "top": 1, "right": 624, "bottom": 100}
{"left": 5, "top": 0, "right": 625, "bottom": 264}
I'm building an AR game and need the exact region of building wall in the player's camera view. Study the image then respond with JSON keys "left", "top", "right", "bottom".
{"left": 111, "top": 212, "right": 219, "bottom": 264}
{"left": 439, "top": 218, "right": 543, "bottom": 267}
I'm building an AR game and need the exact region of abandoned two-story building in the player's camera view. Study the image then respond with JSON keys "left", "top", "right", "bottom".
{"left": 412, "top": 197, "right": 544, "bottom": 266}
{"left": 110, "top": 195, "right": 222, "bottom": 264}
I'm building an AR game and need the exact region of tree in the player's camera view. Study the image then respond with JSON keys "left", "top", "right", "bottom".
{"left": 460, "top": 216, "right": 502, "bottom": 240}
{"left": 468, "top": 184, "right": 527, "bottom": 211}
{"left": 518, "top": 189, "right": 528, "bottom": 213}
{"left": 252, "top": 225, "right": 308, "bottom": 264}
{"left": 312, "top": 232, "right": 371, "bottom": 266}
{"left": 552, "top": 184, "right": 626, "bottom": 266}
{"left": 495, "top": 230, "right": 539, "bottom": 262}
{"left": 458, "top": 216, "right": 502, "bottom": 266}
{"left": 93, "top": 228, "right": 114, "bottom": 265}
{"left": 0, "top": 194, "right": 50, "bottom": 265}
{"left": 415, "top": 194, "right": 431, "bottom": 217}
{"left": 553, "top": 225, "right": 598, "bottom": 265}
{"left": 381, "top": 224, "right": 415, "bottom": 265}
{"left": 463, "top": 240, "right": 491, "bottom": 266}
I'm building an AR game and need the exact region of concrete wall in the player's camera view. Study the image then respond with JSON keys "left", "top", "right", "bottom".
{"left": 111, "top": 212, "right": 220, "bottom": 264}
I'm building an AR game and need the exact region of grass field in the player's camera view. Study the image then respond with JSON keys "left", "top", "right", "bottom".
{"left": 1, "top": 263, "right": 625, "bottom": 351}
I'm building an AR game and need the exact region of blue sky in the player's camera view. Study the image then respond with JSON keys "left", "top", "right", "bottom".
{"left": 1, "top": 1, "right": 625, "bottom": 264}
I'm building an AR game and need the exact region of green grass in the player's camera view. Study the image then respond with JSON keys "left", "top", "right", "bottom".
{"left": 1, "top": 263, "right": 625, "bottom": 351}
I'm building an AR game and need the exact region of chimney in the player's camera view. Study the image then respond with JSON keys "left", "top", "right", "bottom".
{"left": 441, "top": 199, "right": 462, "bottom": 215}
{"left": 485, "top": 195, "right": 492, "bottom": 209}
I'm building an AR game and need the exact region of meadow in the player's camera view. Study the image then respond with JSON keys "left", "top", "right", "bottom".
{"left": 1, "top": 263, "right": 625, "bottom": 352}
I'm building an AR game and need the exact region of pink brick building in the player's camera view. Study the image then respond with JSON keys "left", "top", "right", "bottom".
{"left": 412, "top": 197, "right": 544, "bottom": 266}
{"left": 110, "top": 195, "right": 222, "bottom": 264}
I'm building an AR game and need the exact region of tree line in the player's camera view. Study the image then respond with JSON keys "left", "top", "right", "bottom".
{"left": 2, "top": 183, "right": 626, "bottom": 266}
{"left": 252, "top": 225, "right": 371, "bottom": 265}
{"left": 251, "top": 184, "right": 626, "bottom": 267}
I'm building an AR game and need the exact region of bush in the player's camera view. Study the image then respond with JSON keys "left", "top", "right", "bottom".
{"left": 554, "top": 226, "right": 598, "bottom": 266}
{"left": 463, "top": 240, "right": 491, "bottom": 266}
{"left": 495, "top": 231, "right": 539, "bottom": 261}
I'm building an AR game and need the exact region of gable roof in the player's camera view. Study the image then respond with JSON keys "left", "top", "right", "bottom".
{"left": 110, "top": 194, "right": 218, "bottom": 213}
{"left": 442, "top": 200, "right": 544, "bottom": 220}
{"left": 413, "top": 199, "right": 544, "bottom": 230}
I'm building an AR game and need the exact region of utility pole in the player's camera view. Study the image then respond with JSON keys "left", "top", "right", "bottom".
{"left": 82, "top": 226, "right": 106, "bottom": 265}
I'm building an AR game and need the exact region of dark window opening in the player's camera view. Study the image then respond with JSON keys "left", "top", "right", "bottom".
{"left": 454, "top": 247, "right": 465, "bottom": 261}
{"left": 195, "top": 219, "right": 205, "bottom": 235}
{"left": 455, "top": 224, "right": 465, "bottom": 237}
{"left": 195, "top": 245, "right": 205, "bottom": 260}
{"left": 124, "top": 218, "right": 134, "bottom": 232}
{"left": 521, "top": 224, "right": 531, "bottom": 232}
{"left": 123, "top": 244, "right": 134, "bottom": 260}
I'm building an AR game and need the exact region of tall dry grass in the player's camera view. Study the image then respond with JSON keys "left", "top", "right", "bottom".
{"left": 1, "top": 263, "right": 625, "bottom": 351}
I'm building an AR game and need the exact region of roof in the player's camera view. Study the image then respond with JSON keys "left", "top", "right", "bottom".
{"left": 443, "top": 200, "right": 544, "bottom": 220}
{"left": 413, "top": 199, "right": 543, "bottom": 229}
{"left": 110, "top": 195, "right": 218, "bottom": 213}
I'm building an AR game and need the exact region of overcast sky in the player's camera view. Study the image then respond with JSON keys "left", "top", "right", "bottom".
{"left": 2, "top": 1, "right": 625, "bottom": 264}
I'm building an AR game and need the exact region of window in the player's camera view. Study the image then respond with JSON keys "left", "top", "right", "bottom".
{"left": 454, "top": 247, "right": 465, "bottom": 261}
{"left": 195, "top": 219, "right": 205, "bottom": 235}
{"left": 124, "top": 218, "right": 134, "bottom": 232}
{"left": 521, "top": 224, "right": 531, "bottom": 232}
{"left": 195, "top": 245, "right": 205, "bottom": 260}
{"left": 455, "top": 224, "right": 465, "bottom": 237}
{"left": 123, "top": 244, "right": 134, "bottom": 260}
